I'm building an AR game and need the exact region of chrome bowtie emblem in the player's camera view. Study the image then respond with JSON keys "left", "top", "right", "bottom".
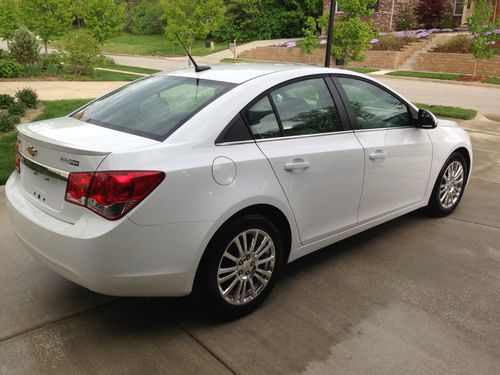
{"left": 27, "top": 146, "right": 38, "bottom": 157}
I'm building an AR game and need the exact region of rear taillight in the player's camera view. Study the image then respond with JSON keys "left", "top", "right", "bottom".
{"left": 15, "top": 141, "right": 21, "bottom": 173}
{"left": 65, "top": 171, "right": 165, "bottom": 220}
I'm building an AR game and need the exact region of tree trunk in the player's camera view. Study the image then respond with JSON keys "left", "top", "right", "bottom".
{"left": 187, "top": 45, "right": 192, "bottom": 66}
{"left": 473, "top": 60, "right": 478, "bottom": 78}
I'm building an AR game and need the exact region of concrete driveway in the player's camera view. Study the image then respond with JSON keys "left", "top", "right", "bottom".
{"left": 0, "top": 118, "right": 499, "bottom": 374}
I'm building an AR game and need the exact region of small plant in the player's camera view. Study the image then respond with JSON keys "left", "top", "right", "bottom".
{"left": 7, "top": 27, "right": 40, "bottom": 65}
{"left": 0, "top": 113, "right": 20, "bottom": 133}
{"left": 15, "top": 87, "right": 38, "bottom": 109}
{"left": 432, "top": 35, "right": 473, "bottom": 53}
{"left": 39, "top": 52, "right": 64, "bottom": 69}
{"left": 0, "top": 94, "right": 15, "bottom": 109}
{"left": 0, "top": 59, "right": 21, "bottom": 78}
{"left": 58, "top": 30, "right": 101, "bottom": 75}
{"left": 21, "top": 64, "right": 43, "bottom": 77}
{"left": 7, "top": 101, "right": 26, "bottom": 117}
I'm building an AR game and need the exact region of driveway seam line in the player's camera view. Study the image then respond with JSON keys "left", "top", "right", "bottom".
{"left": 448, "top": 217, "right": 500, "bottom": 229}
{"left": 0, "top": 298, "right": 119, "bottom": 343}
{"left": 147, "top": 298, "right": 238, "bottom": 375}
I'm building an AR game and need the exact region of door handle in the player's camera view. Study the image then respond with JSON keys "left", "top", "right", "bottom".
{"left": 284, "top": 159, "right": 310, "bottom": 171}
{"left": 369, "top": 150, "right": 387, "bottom": 160}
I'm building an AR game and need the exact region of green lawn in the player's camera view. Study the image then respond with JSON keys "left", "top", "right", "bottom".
{"left": 103, "top": 34, "right": 227, "bottom": 57}
{"left": 0, "top": 132, "right": 17, "bottom": 185}
{"left": 344, "top": 67, "right": 380, "bottom": 74}
{"left": 99, "top": 64, "right": 161, "bottom": 75}
{"left": 387, "top": 71, "right": 462, "bottom": 80}
{"left": 415, "top": 103, "right": 477, "bottom": 120}
{"left": 483, "top": 76, "right": 500, "bottom": 85}
{"left": 61, "top": 70, "right": 140, "bottom": 81}
{"left": 0, "top": 99, "right": 93, "bottom": 185}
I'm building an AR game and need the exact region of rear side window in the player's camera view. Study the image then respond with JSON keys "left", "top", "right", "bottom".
{"left": 244, "top": 96, "right": 281, "bottom": 139}
{"left": 72, "top": 76, "right": 235, "bottom": 141}
{"left": 270, "top": 78, "right": 342, "bottom": 136}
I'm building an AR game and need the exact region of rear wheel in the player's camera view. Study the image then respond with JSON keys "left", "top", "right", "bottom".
{"left": 198, "top": 214, "right": 283, "bottom": 319}
{"left": 427, "top": 152, "right": 468, "bottom": 217}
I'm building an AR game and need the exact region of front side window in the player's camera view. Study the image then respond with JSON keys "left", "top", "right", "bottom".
{"left": 244, "top": 96, "right": 281, "bottom": 139}
{"left": 271, "top": 78, "right": 343, "bottom": 136}
{"left": 72, "top": 76, "right": 235, "bottom": 140}
{"left": 338, "top": 77, "right": 410, "bottom": 130}
{"left": 454, "top": 0, "right": 464, "bottom": 15}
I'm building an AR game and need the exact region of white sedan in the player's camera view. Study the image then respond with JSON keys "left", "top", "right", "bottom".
{"left": 6, "top": 64, "right": 472, "bottom": 317}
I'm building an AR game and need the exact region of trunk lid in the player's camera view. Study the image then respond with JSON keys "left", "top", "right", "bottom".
{"left": 17, "top": 117, "right": 159, "bottom": 223}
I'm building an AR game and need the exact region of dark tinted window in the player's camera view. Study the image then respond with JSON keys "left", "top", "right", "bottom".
{"left": 271, "top": 78, "right": 343, "bottom": 136}
{"left": 217, "top": 114, "right": 252, "bottom": 143}
{"left": 72, "top": 76, "right": 235, "bottom": 140}
{"left": 338, "top": 77, "right": 410, "bottom": 129}
{"left": 244, "top": 96, "right": 281, "bottom": 139}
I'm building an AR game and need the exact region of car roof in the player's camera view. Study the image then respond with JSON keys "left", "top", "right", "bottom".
{"left": 160, "top": 63, "right": 350, "bottom": 84}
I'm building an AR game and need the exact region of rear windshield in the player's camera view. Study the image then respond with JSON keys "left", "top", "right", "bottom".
{"left": 71, "top": 75, "right": 235, "bottom": 141}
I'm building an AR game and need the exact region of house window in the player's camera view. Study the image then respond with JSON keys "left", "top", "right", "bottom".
{"left": 336, "top": 0, "right": 379, "bottom": 13}
{"left": 454, "top": 0, "right": 465, "bottom": 15}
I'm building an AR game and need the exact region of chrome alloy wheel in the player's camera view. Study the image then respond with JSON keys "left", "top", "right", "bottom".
{"left": 217, "top": 229, "right": 276, "bottom": 305}
{"left": 439, "top": 161, "right": 464, "bottom": 209}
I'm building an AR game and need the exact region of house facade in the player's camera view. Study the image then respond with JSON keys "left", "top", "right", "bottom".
{"left": 322, "top": 0, "right": 500, "bottom": 31}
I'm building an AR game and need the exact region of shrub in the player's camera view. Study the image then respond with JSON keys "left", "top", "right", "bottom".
{"left": 0, "top": 113, "right": 20, "bottom": 133}
{"left": 371, "top": 35, "right": 417, "bottom": 51}
{"left": 15, "top": 87, "right": 38, "bottom": 109}
{"left": 58, "top": 31, "right": 100, "bottom": 75}
{"left": 0, "top": 59, "right": 21, "bottom": 78}
{"left": 7, "top": 27, "right": 40, "bottom": 65}
{"left": 396, "top": 4, "right": 414, "bottom": 31}
{"left": 7, "top": 101, "right": 26, "bottom": 117}
{"left": 432, "top": 35, "right": 473, "bottom": 53}
{"left": 21, "top": 64, "right": 43, "bottom": 77}
{"left": 414, "top": 0, "right": 451, "bottom": 28}
{"left": 0, "top": 94, "right": 15, "bottom": 109}
{"left": 39, "top": 52, "right": 63, "bottom": 69}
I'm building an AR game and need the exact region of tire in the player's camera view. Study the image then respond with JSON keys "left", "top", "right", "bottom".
{"left": 196, "top": 214, "right": 284, "bottom": 319}
{"left": 426, "top": 152, "right": 468, "bottom": 217}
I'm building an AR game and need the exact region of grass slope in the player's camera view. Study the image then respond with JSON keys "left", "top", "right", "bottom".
{"left": 415, "top": 103, "right": 477, "bottom": 120}
{"left": 103, "top": 34, "right": 226, "bottom": 57}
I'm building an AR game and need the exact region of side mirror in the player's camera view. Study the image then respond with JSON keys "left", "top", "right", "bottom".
{"left": 417, "top": 109, "right": 437, "bottom": 129}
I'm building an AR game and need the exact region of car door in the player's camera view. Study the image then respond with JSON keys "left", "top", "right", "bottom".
{"left": 334, "top": 76, "right": 432, "bottom": 222}
{"left": 243, "top": 77, "right": 365, "bottom": 245}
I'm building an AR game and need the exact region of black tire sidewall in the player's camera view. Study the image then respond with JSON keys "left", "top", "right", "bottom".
{"left": 200, "top": 214, "right": 284, "bottom": 318}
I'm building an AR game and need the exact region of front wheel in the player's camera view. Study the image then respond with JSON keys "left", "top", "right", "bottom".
{"left": 198, "top": 214, "right": 284, "bottom": 319}
{"left": 427, "top": 152, "right": 468, "bottom": 217}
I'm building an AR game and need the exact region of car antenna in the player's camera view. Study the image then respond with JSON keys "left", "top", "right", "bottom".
{"left": 175, "top": 33, "right": 211, "bottom": 73}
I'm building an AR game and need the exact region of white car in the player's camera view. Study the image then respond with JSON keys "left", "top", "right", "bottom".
{"left": 6, "top": 64, "right": 472, "bottom": 317}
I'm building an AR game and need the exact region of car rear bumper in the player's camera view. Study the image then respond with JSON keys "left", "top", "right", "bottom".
{"left": 5, "top": 172, "right": 212, "bottom": 297}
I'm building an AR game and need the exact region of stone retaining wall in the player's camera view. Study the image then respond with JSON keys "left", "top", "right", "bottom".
{"left": 415, "top": 53, "right": 500, "bottom": 76}
{"left": 239, "top": 39, "right": 430, "bottom": 70}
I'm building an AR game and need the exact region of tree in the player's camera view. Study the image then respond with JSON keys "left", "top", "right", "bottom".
{"left": 21, "top": 0, "right": 72, "bottom": 54}
{"left": 58, "top": 30, "right": 100, "bottom": 75}
{"left": 414, "top": 0, "right": 451, "bottom": 28}
{"left": 331, "top": 0, "right": 377, "bottom": 64}
{"left": 7, "top": 27, "right": 40, "bottom": 65}
{"left": 0, "top": 0, "right": 21, "bottom": 40}
{"left": 129, "top": 0, "right": 166, "bottom": 35}
{"left": 302, "top": 16, "right": 319, "bottom": 55}
{"left": 467, "top": 0, "right": 500, "bottom": 77}
{"left": 80, "top": 0, "right": 126, "bottom": 45}
{"left": 161, "top": 0, "right": 225, "bottom": 56}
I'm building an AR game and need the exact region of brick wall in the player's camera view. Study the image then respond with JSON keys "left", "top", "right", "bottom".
{"left": 415, "top": 53, "right": 500, "bottom": 76}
